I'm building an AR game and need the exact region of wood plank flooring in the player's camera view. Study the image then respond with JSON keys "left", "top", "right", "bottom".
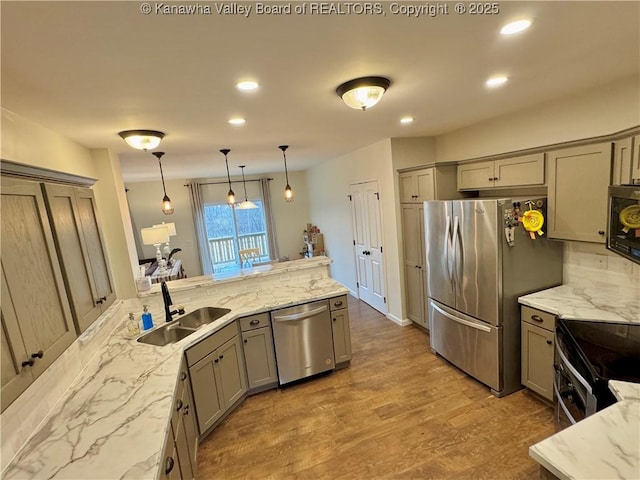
{"left": 197, "top": 297, "right": 555, "bottom": 479}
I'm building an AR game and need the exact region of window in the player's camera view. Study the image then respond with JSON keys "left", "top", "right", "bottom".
{"left": 202, "top": 185, "right": 270, "bottom": 274}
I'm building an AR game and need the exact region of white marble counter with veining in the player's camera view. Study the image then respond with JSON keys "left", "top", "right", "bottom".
{"left": 518, "top": 284, "right": 640, "bottom": 324}
{"left": 3, "top": 273, "right": 348, "bottom": 479}
{"left": 529, "top": 381, "right": 640, "bottom": 480}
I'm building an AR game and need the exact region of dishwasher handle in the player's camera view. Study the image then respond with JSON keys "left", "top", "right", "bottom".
{"left": 273, "top": 305, "right": 328, "bottom": 322}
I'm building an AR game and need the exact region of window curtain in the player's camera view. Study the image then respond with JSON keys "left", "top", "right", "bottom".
{"left": 187, "top": 182, "right": 214, "bottom": 275}
{"left": 261, "top": 178, "right": 280, "bottom": 260}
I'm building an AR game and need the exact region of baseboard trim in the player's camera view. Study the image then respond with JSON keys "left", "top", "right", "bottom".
{"left": 386, "top": 313, "right": 412, "bottom": 326}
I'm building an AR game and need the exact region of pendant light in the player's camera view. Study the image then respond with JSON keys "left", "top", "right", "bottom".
{"left": 236, "top": 166, "right": 258, "bottom": 210}
{"left": 279, "top": 145, "right": 293, "bottom": 202}
{"left": 220, "top": 149, "right": 236, "bottom": 205}
{"left": 152, "top": 151, "right": 174, "bottom": 215}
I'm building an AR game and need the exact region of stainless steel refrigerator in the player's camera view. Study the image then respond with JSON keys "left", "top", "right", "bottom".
{"left": 424, "top": 197, "right": 563, "bottom": 397}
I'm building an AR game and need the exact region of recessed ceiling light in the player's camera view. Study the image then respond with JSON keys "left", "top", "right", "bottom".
{"left": 228, "top": 118, "right": 246, "bottom": 125}
{"left": 236, "top": 81, "right": 259, "bottom": 91}
{"left": 500, "top": 19, "right": 532, "bottom": 35}
{"left": 400, "top": 117, "right": 414, "bottom": 125}
{"left": 485, "top": 75, "right": 508, "bottom": 88}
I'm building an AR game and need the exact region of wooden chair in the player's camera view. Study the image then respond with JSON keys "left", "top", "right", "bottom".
{"left": 239, "top": 248, "right": 261, "bottom": 267}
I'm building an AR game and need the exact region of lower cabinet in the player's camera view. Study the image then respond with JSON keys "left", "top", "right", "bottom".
{"left": 329, "top": 296, "right": 352, "bottom": 365}
{"left": 187, "top": 322, "right": 247, "bottom": 435}
{"left": 160, "top": 425, "right": 181, "bottom": 480}
{"left": 239, "top": 313, "right": 278, "bottom": 391}
{"left": 521, "top": 306, "right": 556, "bottom": 401}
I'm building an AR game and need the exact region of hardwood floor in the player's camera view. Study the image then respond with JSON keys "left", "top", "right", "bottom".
{"left": 197, "top": 297, "right": 555, "bottom": 479}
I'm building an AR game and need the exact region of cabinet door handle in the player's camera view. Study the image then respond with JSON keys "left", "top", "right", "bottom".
{"left": 546, "top": 339, "right": 553, "bottom": 345}
{"left": 531, "top": 315, "right": 544, "bottom": 323}
{"left": 488, "top": 177, "right": 493, "bottom": 181}
{"left": 598, "top": 230, "right": 605, "bottom": 235}
{"left": 214, "top": 358, "right": 219, "bottom": 363}
{"left": 165, "top": 457, "right": 175, "bottom": 474}
{"left": 180, "top": 371, "right": 187, "bottom": 381}
{"left": 22, "top": 358, "right": 35, "bottom": 368}
{"left": 96, "top": 296, "right": 107, "bottom": 305}
{"left": 184, "top": 405, "right": 190, "bottom": 416}
{"left": 219, "top": 355, "right": 224, "bottom": 360}
{"left": 494, "top": 177, "right": 499, "bottom": 181}
{"left": 332, "top": 317, "right": 336, "bottom": 322}
{"left": 176, "top": 399, "right": 183, "bottom": 412}
{"left": 334, "top": 300, "right": 343, "bottom": 307}
{"left": 249, "top": 319, "right": 260, "bottom": 326}
{"left": 95, "top": 298, "right": 103, "bottom": 305}
{"left": 31, "top": 350, "right": 44, "bottom": 359}
{"left": 244, "top": 339, "right": 248, "bottom": 343}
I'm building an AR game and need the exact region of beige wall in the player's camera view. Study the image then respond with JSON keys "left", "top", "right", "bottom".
{"left": 436, "top": 75, "right": 640, "bottom": 162}
{"left": 307, "top": 139, "right": 405, "bottom": 324}
{"left": 125, "top": 170, "right": 310, "bottom": 277}
{"left": 390, "top": 136, "right": 437, "bottom": 170}
{"left": 1, "top": 108, "right": 136, "bottom": 298}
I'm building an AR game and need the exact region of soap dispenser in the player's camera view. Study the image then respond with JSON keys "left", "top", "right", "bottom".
{"left": 141, "top": 305, "right": 154, "bottom": 331}
{"left": 126, "top": 312, "right": 141, "bottom": 337}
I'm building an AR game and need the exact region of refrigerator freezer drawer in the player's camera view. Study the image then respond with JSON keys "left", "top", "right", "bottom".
{"left": 429, "top": 299, "right": 501, "bottom": 392}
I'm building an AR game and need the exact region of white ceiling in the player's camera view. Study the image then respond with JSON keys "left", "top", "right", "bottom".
{"left": 2, "top": 2, "right": 639, "bottom": 182}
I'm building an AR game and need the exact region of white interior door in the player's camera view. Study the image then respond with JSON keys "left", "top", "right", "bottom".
{"left": 350, "top": 181, "right": 386, "bottom": 314}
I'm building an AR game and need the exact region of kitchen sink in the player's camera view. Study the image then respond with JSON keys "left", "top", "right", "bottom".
{"left": 137, "top": 307, "right": 231, "bottom": 346}
{"left": 137, "top": 323, "right": 196, "bottom": 346}
{"left": 177, "top": 307, "right": 231, "bottom": 329}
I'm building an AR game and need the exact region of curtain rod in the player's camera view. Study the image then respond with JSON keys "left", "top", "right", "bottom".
{"left": 184, "top": 178, "right": 273, "bottom": 187}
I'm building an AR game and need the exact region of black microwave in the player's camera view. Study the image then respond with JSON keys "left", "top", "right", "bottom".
{"left": 608, "top": 185, "right": 640, "bottom": 264}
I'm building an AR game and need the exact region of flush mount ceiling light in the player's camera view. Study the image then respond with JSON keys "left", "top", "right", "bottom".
{"left": 500, "top": 19, "right": 532, "bottom": 35}
{"left": 236, "top": 166, "right": 258, "bottom": 210}
{"left": 335, "top": 76, "right": 391, "bottom": 111}
{"left": 220, "top": 149, "right": 236, "bottom": 205}
{"left": 152, "top": 152, "right": 174, "bottom": 215}
{"left": 279, "top": 145, "right": 294, "bottom": 203}
{"left": 236, "top": 81, "right": 259, "bottom": 91}
{"left": 228, "top": 118, "right": 246, "bottom": 126}
{"left": 400, "top": 116, "right": 414, "bottom": 125}
{"left": 118, "top": 130, "right": 165, "bottom": 151}
{"left": 486, "top": 75, "right": 508, "bottom": 88}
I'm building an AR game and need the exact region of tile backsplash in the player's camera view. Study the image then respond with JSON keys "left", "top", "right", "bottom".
{"left": 563, "top": 241, "right": 640, "bottom": 296}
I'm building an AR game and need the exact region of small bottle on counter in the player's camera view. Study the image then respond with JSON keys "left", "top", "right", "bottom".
{"left": 126, "top": 312, "right": 141, "bottom": 337}
{"left": 141, "top": 305, "right": 154, "bottom": 331}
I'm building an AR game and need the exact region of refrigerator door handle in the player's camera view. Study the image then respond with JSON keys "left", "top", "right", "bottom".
{"left": 431, "top": 302, "right": 492, "bottom": 333}
{"left": 445, "top": 215, "right": 453, "bottom": 287}
{"left": 452, "top": 215, "right": 461, "bottom": 295}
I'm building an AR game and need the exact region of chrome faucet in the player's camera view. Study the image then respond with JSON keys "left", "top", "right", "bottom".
{"left": 161, "top": 281, "right": 184, "bottom": 322}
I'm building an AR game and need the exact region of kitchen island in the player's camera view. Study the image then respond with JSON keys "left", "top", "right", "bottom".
{"left": 2, "top": 257, "right": 348, "bottom": 479}
{"left": 519, "top": 284, "right": 640, "bottom": 480}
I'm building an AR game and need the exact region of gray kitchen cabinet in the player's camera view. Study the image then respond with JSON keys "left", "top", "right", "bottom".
{"left": 399, "top": 168, "right": 435, "bottom": 203}
{"left": 329, "top": 295, "right": 352, "bottom": 365}
{"left": 187, "top": 322, "right": 247, "bottom": 435}
{"left": 632, "top": 134, "right": 640, "bottom": 184}
{"left": 240, "top": 313, "right": 278, "bottom": 392}
{"left": 172, "top": 363, "right": 197, "bottom": 480}
{"left": 401, "top": 203, "right": 428, "bottom": 329}
{"left": 547, "top": 142, "right": 611, "bottom": 243}
{"left": 457, "top": 153, "right": 545, "bottom": 190}
{"left": 0, "top": 177, "right": 76, "bottom": 412}
{"left": 160, "top": 425, "right": 181, "bottom": 480}
{"left": 612, "top": 136, "right": 633, "bottom": 185}
{"left": 43, "top": 184, "right": 116, "bottom": 334}
{"left": 521, "top": 306, "right": 556, "bottom": 401}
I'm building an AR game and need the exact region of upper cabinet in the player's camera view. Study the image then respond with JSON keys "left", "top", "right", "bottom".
{"left": 1, "top": 177, "right": 77, "bottom": 411}
{"left": 43, "top": 184, "right": 116, "bottom": 334}
{"left": 547, "top": 142, "right": 612, "bottom": 243}
{"left": 399, "top": 168, "right": 435, "bottom": 203}
{"left": 632, "top": 134, "right": 640, "bottom": 184}
{"left": 457, "top": 153, "right": 545, "bottom": 190}
{"left": 612, "top": 136, "right": 633, "bottom": 185}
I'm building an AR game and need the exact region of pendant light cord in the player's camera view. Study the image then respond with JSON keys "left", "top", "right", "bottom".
{"left": 158, "top": 158, "right": 169, "bottom": 196}
{"left": 240, "top": 166, "right": 249, "bottom": 201}
{"left": 225, "top": 156, "right": 232, "bottom": 191}
{"left": 282, "top": 149, "right": 290, "bottom": 185}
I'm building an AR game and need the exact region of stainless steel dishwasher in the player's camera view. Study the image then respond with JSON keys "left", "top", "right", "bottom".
{"left": 270, "top": 299, "right": 335, "bottom": 385}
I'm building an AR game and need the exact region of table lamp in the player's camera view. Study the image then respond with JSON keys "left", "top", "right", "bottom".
{"left": 141, "top": 226, "right": 170, "bottom": 277}
{"left": 153, "top": 222, "right": 177, "bottom": 258}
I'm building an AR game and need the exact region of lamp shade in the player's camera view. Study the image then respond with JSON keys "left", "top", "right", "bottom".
{"left": 141, "top": 226, "right": 170, "bottom": 245}
{"left": 336, "top": 76, "right": 391, "bottom": 111}
{"left": 118, "top": 130, "right": 165, "bottom": 150}
{"left": 153, "top": 222, "right": 176, "bottom": 236}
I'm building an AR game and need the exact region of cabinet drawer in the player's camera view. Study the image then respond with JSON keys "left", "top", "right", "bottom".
{"left": 329, "top": 295, "right": 348, "bottom": 312}
{"left": 521, "top": 306, "right": 556, "bottom": 332}
{"left": 239, "top": 313, "right": 270, "bottom": 332}
{"left": 185, "top": 322, "right": 238, "bottom": 367}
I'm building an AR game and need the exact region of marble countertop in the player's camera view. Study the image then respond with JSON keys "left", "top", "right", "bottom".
{"left": 3, "top": 274, "right": 348, "bottom": 479}
{"left": 518, "top": 284, "right": 639, "bottom": 324}
{"left": 529, "top": 381, "right": 640, "bottom": 480}
{"left": 520, "top": 284, "right": 640, "bottom": 479}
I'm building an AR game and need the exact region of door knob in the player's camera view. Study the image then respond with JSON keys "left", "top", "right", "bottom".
{"left": 546, "top": 339, "right": 553, "bottom": 345}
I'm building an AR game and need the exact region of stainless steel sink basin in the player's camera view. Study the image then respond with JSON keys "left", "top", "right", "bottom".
{"left": 177, "top": 307, "right": 231, "bottom": 329}
{"left": 137, "top": 307, "right": 231, "bottom": 346}
{"left": 137, "top": 324, "right": 195, "bottom": 346}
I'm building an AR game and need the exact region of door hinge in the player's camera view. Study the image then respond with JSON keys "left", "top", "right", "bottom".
{"left": 384, "top": 297, "right": 387, "bottom": 304}
{"left": 375, "top": 192, "right": 380, "bottom": 200}
{"left": 347, "top": 194, "right": 352, "bottom": 201}
{"left": 353, "top": 240, "right": 355, "bottom": 246}
{"left": 380, "top": 246, "right": 383, "bottom": 253}
{"left": 357, "top": 282, "right": 359, "bottom": 288}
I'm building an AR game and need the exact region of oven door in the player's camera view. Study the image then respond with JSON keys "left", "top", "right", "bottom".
{"left": 554, "top": 332, "right": 597, "bottom": 429}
